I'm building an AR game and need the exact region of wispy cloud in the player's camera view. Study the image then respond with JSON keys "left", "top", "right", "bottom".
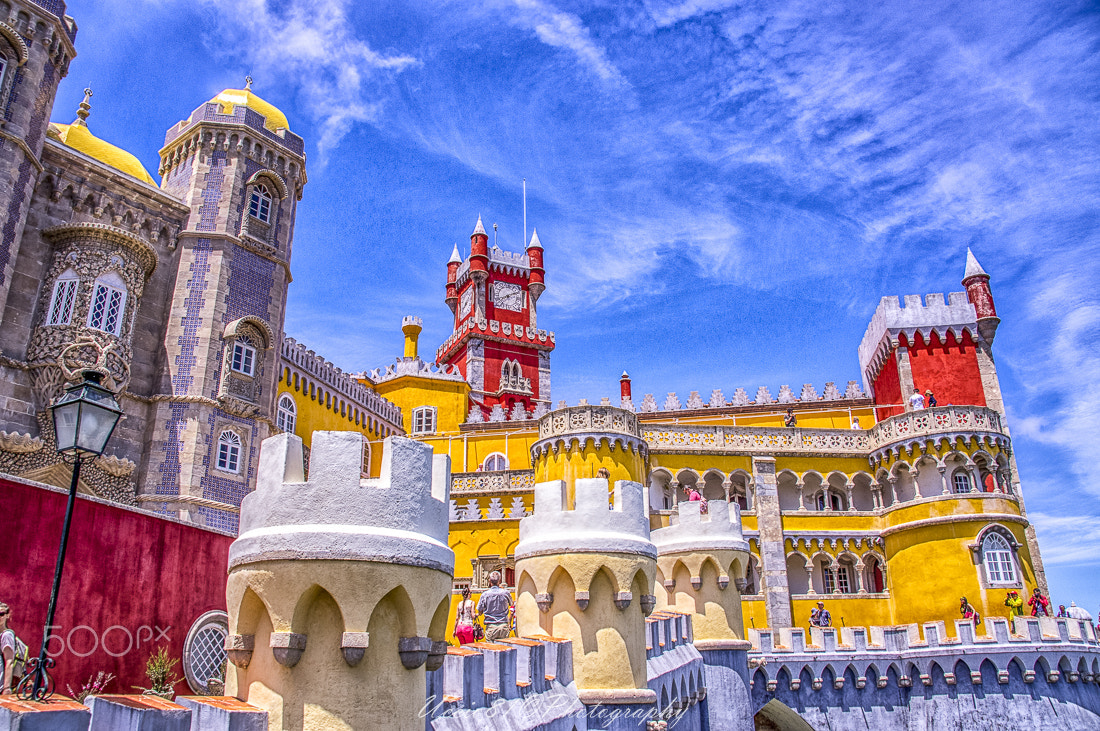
{"left": 505, "top": 0, "right": 627, "bottom": 87}
{"left": 1031, "top": 511, "right": 1100, "bottom": 567}
{"left": 197, "top": 0, "right": 418, "bottom": 154}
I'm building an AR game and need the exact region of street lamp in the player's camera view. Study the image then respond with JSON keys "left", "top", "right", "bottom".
{"left": 17, "top": 370, "right": 121, "bottom": 701}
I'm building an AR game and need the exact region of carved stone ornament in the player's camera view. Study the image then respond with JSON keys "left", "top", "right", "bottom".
{"left": 613, "top": 591, "right": 633, "bottom": 610}
{"left": 0, "top": 430, "right": 43, "bottom": 454}
{"left": 97, "top": 453, "right": 137, "bottom": 477}
{"left": 398, "top": 636, "right": 432, "bottom": 669}
{"left": 225, "top": 634, "right": 255, "bottom": 669}
{"left": 640, "top": 594, "right": 656, "bottom": 616}
{"left": 425, "top": 640, "right": 449, "bottom": 672}
{"left": 536, "top": 592, "right": 555, "bottom": 612}
{"left": 340, "top": 632, "right": 369, "bottom": 667}
{"left": 270, "top": 632, "right": 307, "bottom": 667}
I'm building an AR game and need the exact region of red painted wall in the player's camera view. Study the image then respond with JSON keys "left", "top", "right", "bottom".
{"left": 907, "top": 331, "right": 986, "bottom": 408}
{"left": 873, "top": 352, "right": 903, "bottom": 420}
{"left": 0, "top": 476, "right": 231, "bottom": 697}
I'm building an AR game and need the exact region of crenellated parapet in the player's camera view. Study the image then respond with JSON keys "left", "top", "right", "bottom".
{"left": 225, "top": 432, "right": 455, "bottom": 729}
{"left": 653, "top": 500, "right": 752, "bottom": 646}
{"left": 514, "top": 476, "right": 659, "bottom": 710}
{"left": 748, "top": 616, "right": 1100, "bottom": 729}
{"left": 231, "top": 431, "right": 452, "bottom": 572}
{"left": 858, "top": 292, "right": 979, "bottom": 390}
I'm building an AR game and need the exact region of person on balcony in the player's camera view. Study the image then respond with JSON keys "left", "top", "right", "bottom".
{"left": 1029, "top": 588, "right": 1051, "bottom": 617}
{"left": 1004, "top": 590, "right": 1024, "bottom": 618}
{"left": 784, "top": 408, "right": 797, "bottom": 427}
{"left": 960, "top": 597, "right": 980, "bottom": 624}
{"left": 814, "top": 601, "right": 831, "bottom": 627}
{"left": 908, "top": 391, "right": 926, "bottom": 410}
{"left": 925, "top": 389, "right": 937, "bottom": 407}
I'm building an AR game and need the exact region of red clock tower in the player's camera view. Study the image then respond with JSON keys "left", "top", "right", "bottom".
{"left": 437, "top": 216, "right": 555, "bottom": 421}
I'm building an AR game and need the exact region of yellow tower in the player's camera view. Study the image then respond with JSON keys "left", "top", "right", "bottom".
{"left": 515, "top": 404, "right": 657, "bottom": 721}
{"left": 224, "top": 432, "right": 454, "bottom": 729}
{"left": 401, "top": 315, "right": 423, "bottom": 359}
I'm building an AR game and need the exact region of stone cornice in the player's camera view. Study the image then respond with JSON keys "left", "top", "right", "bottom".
{"left": 0, "top": 22, "right": 28, "bottom": 66}
{"left": 43, "top": 222, "right": 159, "bottom": 277}
{"left": 878, "top": 512, "right": 1027, "bottom": 538}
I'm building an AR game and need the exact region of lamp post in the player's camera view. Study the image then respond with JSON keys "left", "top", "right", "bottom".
{"left": 16, "top": 370, "right": 121, "bottom": 701}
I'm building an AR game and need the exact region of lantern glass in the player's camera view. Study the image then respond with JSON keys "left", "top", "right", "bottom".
{"left": 50, "top": 371, "right": 122, "bottom": 457}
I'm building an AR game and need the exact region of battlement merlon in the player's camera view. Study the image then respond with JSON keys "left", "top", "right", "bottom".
{"left": 514, "top": 478, "right": 656, "bottom": 560}
{"left": 229, "top": 432, "right": 454, "bottom": 573}
{"left": 857, "top": 292, "right": 978, "bottom": 390}
{"left": 651, "top": 500, "right": 750, "bottom": 556}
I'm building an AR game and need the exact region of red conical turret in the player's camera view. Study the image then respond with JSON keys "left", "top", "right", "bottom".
{"left": 469, "top": 215, "right": 488, "bottom": 276}
{"left": 962, "top": 248, "right": 999, "bottom": 344}
{"left": 445, "top": 243, "right": 461, "bottom": 313}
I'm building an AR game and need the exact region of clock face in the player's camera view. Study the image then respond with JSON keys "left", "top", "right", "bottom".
{"left": 493, "top": 282, "right": 524, "bottom": 312}
{"left": 460, "top": 288, "right": 473, "bottom": 317}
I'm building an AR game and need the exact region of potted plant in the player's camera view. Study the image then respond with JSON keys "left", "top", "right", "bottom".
{"left": 66, "top": 671, "right": 115, "bottom": 704}
{"left": 133, "top": 646, "right": 180, "bottom": 699}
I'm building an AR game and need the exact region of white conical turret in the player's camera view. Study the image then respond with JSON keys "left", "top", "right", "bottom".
{"left": 448, "top": 242, "right": 462, "bottom": 264}
{"left": 527, "top": 227, "right": 543, "bottom": 250}
{"left": 963, "top": 248, "right": 988, "bottom": 280}
{"left": 472, "top": 215, "right": 486, "bottom": 237}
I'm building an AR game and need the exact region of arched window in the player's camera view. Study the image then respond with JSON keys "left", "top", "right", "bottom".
{"left": 46, "top": 269, "right": 78, "bottom": 325}
{"left": 482, "top": 453, "right": 508, "bottom": 472}
{"left": 982, "top": 532, "right": 1017, "bottom": 584}
{"left": 216, "top": 430, "right": 242, "bottom": 474}
{"left": 815, "top": 490, "right": 843, "bottom": 511}
{"left": 953, "top": 471, "right": 972, "bottom": 494}
{"left": 864, "top": 555, "right": 886, "bottom": 593}
{"left": 276, "top": 394, "right": 296, "bottom": 433}
{"left": 87, "top": 271, "right": 127, "bottom": 336}
{"left": 249, "top": 184, "right": 272, "bottom": 223}
{"left": 836, "top": 561, "right": 855, "bottom": 594}
{"left": 231, "top": 336, "right": 257, "bottom": 377}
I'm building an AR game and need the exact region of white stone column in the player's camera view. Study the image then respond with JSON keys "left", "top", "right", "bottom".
{"left": 938, "top": 466, "right": 949, "bottom": 495}
{"left": 846, "top": 483, "right": 856, "bottom": 512}
{"left": 797, "top": 480, "right": 807, "bottom": 511}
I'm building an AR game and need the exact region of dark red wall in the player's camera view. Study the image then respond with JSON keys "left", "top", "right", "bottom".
{"left": 906, "top": 331, "right": 986, "bottom": 408}
{"left": 873, "top": 352, "right": 903, "bottom": 420}
{"left": 0, "top": 476, "right": 231, "bottom": 698}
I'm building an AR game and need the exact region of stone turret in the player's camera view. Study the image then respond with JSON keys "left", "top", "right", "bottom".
{"left": 225, "top": 431, "right": 454, "bottom": 729}
{"left": 514, "top": 475, "right": 658, "bottom": 721}
{"left": 653, "top": 499, "right": 755, "bottom": 730}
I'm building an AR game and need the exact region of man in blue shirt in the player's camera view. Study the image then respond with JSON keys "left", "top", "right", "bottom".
{"left": 477, "top": 571, "right": 514, "bottom": 641}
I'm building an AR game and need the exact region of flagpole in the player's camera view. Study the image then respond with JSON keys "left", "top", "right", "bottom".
{"left": 523, "top": 178, "right": 527, "bottom": 247}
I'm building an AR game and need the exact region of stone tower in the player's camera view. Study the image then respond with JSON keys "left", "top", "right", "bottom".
{"left": 146, "top": 82, "right": 307, "bottom": 530}
{"left": 225, "top": 431, "right": 453, "bottom": 729}
{"left": 437, "top": 218, "right": 554, "bottom": 420}
{"left": 0, "top": 1, "right": 75, "bottom": 319}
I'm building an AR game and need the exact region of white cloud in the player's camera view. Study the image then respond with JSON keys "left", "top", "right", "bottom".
{"left": 506, "top": 0, "right": 626, "bottom": 87}
{"left": 1030, "top": 511, "right": 1100, "bottom": 567}
{"left": 197, "top": 0, "right": 418, "bottom": 154}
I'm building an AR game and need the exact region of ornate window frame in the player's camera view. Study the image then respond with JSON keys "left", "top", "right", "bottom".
{"left": 219, "top": 317, "right": 273, "bottom": 407}
{"left": 969, "top": 523, "right": 1023, "bottom": 589}
{"left": 952, "top": 470, "right": 972, "bottom": 494}
{"left": 240, "top": 171, "right": 287, "bottom": 250}
{"left": 86, "top": 270, "right": 127, "bottom": 336}
{"left": 46, "top": 268, "right": 79, "bottom": 326}
{"left": 215, "top": 429, "right": 243, "bottom": 474}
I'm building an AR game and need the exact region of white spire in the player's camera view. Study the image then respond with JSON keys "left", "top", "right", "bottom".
{"left": 473, "top": 215, "right": 486, "bottom": 236}
{"left": 964, "top": 247, "right": 988, "bottom": 279}
{"left": 527, "top": 227, "right": 542, "bottom": 249}
{"left": 448, "top": 243, "right": 462, "bottom": 264}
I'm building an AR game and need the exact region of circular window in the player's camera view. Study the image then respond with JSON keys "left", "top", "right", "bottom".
{"left": 183, "top": 610, "right": 229, "bottom": 694}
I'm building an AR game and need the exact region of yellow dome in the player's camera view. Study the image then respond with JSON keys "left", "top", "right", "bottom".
{"left": 49, "top": 122, "right": 156, "bottom": 185}
{"left": 211, "top": 87, "right": 289, "bottom": 133}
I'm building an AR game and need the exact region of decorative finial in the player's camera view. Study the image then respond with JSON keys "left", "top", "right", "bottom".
{"left": 75, "top": 87, "right": 92, "bottom": 126}
{"left": 244, "top": 74, "right": 253, "bottom": 91}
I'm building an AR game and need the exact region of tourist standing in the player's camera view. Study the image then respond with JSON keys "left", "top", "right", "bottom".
{"left": 1004, "top": 590, "right": 1024, "bottom": 618}
{"left": 815, "top": 601, "right": 831, "bottom": 627}
{"left": 1029, "top": 588, "right": 1051, "bottom": 617}
{"left": 925, "top": 390, "right": 937, "bottom": 407}
{"left": 784, "top": 409, "right": 797, "bottom": 427}
{"left": 453, "top": 587, "right": 476, "bottom": 645}
{"left": 908, "top": 391, "right": 925, "bottom": 410}
{"left": 477, "top": 571, "right": 514, "bottom": 641}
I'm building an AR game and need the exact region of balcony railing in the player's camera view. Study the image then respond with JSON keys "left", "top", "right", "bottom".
{"left": 451, "top": 469, "right": 536, "bottom": 494}
{"left": 642, "top": 405, "right": 1007, "bottom": 457}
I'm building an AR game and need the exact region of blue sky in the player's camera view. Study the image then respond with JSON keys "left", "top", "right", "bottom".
{"left": 65, "top": 0, "right": 1099, "bottom": 616}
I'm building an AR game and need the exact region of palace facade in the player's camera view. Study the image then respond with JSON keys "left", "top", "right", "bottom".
{"left": 0, "top": 0, "right": 1043, "bottom": 642}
